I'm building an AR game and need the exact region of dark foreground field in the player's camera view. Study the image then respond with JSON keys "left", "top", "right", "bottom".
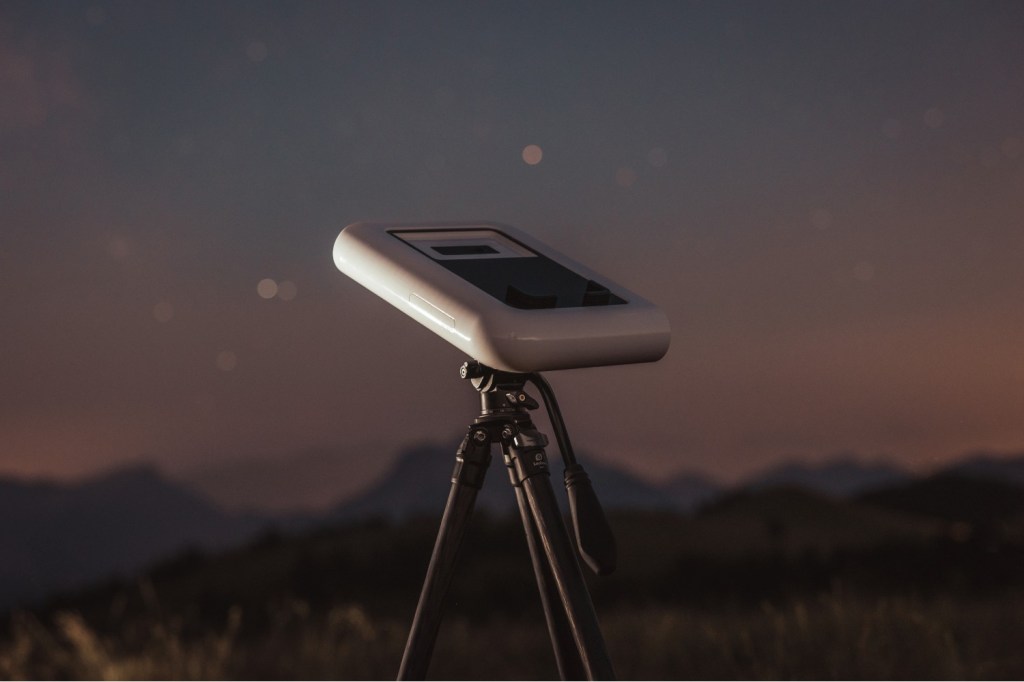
{"left": 5, "top": 594, "right": 1024, "bottom": 679}
{"left": 4, "top": 480, "right": 1024, "bottom": 679}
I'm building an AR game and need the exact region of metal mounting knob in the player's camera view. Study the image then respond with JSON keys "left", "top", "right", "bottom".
{"left": 460, "top": 361, "right": 486, "bottom": 379}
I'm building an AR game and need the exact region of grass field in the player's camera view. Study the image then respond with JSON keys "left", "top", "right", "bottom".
{"left": 4, "top": 490, "right": 1023, "bottom": 680}
{"left": 4, "top": 591, "right": 1024, "bottom": 679}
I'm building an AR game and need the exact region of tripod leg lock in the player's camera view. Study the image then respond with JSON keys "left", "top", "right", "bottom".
{"left": 506, "top": 429, "right": 552, "bottom": 485}
{"left": 452, "top": 429, "right": 492, "bottom": 489}
{"left": 513, "top": 429, "right": 549, "bottom": 451}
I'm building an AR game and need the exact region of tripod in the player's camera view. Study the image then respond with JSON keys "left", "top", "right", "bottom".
{"left": 398, "top": 362, "right": 617, "bottom": 680}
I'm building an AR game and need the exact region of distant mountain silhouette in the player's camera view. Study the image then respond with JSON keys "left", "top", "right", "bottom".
{"left": 331, "top": 444, "right": 458, "bottom": 519}
{"left": 741, "top": 456, "right": 911, "bottom": 497}
{"left": 10, "top": 449, "right": 1024, "bottom": 611}
{"left": 688, "top": 486, "right": 939, "bottom": 555}
{"left": 185, "top": 447, "right": 1017, "bottom": 516}
{"left": 331, "top": 443, "right": 679, "bottom": 520}
{"left": 0, "top": 466, "right": 264, "bottom": 609}
{"left": 331, "top": 448, "right": 948, "bottom": 520}
{"left": 943, "top": 452, "right": 1024, "bottom": 487}
{"left": 584, "top": 458, "right": 681, "bottom": 510}
{"left": 35, "top": 487, "right": 981, "bottom": 638}
{"left": 182, "top": 447, "right": 386, "bottom": 513}
{"left": 858, "top": 473, "right": 1024, "bottom": 526}
{"left": 661, "top": 472, "right": 722, "bottom": 511}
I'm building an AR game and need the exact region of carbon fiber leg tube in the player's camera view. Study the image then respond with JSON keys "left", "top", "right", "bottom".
{"left": 506, "top": 429, "right": 615, "bottom": 680}
{"left": 398, "top": 428, "right": 491, "bottom": 680}
{"left": 511, "top": 478, "right": 587, "bottom": 679}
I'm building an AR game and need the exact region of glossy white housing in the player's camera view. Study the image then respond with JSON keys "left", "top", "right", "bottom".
{"left": 333, "top": 222, "right": 670, "bottom": 372}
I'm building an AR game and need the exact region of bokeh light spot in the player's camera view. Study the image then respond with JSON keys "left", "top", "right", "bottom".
{"left": 277, "top": 280, "right": 298, "bottom": 301}
{"left": 216, "top": 351, "right": 237, "bottom": 372}
{"left": 257, "top": 278, "right": 278, "bottom": 299}
{"left": 521, "top": 144, "right": 543, "bottom": 165}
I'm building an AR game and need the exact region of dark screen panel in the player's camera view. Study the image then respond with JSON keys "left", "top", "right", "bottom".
{"left": 439, "top": 256, "right": 626, "bottom": 309}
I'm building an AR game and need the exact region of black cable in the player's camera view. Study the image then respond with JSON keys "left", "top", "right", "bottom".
{"left": 527, "top": 372, "right": 578, "bottom": 467}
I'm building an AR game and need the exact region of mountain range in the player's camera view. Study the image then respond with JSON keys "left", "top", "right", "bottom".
{"left": 0, "top": 466, "right": 263, "bottom": 608}
{"left": 329, "top": 447, "right": 926, "bottom": 520}
{"left": 330, "top": 442, "right": 689, "bottom": 520}
{"left": 2, "top": 449, "right": 1023, "bottom": 611}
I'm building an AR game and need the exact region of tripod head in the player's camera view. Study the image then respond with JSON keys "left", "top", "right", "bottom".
{"left": 460, "top": 360, "right": 529, "bottom": 398}
{"left": 460, "top": 361, "right": 617, "bottom": 576}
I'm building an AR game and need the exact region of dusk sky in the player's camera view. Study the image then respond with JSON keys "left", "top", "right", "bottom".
{"left": 2, "top": 1, "right": 1023, "bottom": 509}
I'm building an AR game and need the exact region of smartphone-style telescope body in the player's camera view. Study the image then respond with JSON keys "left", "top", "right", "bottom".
{"left": 333, "top": 222, "right": 670, "bottom": 372}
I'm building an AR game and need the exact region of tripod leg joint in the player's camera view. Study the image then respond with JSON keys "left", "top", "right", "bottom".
{"left": 504, "top": 434, "right": 552, "bottom": 486}
{"left": 452, "top": 429, "right": 492, "bottom": 489}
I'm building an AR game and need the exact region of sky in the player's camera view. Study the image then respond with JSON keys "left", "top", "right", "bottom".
{"left": 2, "top": 1, "right": 1023, "bottom": 509}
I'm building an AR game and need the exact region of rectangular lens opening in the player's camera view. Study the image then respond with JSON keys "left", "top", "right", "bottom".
{"left": 432, "top": 245, "right": 499, "bottom": 256}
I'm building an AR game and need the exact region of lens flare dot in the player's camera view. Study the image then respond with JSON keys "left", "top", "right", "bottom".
{"left": 257, "top": 278, "right": 278, "bottom": 299}
{"left": 522, "top": 144, "right": 543, "bottom": 165}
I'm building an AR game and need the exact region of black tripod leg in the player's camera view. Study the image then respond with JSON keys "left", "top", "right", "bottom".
{"left": 509, "top": 435, "right": 615, "bottom": 680}
{"left": 511, "top": 480, "right": 587, "bottom": 680}
{"left": 398, "top": 428, "right": 492, "bottom": 680}
{"left": 523, "top": 475, "right": 615, "bottom": 680}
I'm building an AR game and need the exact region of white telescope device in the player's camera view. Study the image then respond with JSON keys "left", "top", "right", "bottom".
{"left": 332, "top": 221, "right": 670, "bottom": 372}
